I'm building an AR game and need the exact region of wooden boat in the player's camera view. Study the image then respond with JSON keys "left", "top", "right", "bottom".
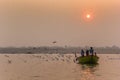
{"left": 76, "top": 56, "right": 99, "bottom": 64}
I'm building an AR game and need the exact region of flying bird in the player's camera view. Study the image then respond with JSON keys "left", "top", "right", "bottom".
{"left": 52, "top": 41, "right": 57, "bottom": 44}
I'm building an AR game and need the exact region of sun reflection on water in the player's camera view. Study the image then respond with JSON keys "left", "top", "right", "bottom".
{"left": 74, "top": 64, "right": 99, "bottom": 80}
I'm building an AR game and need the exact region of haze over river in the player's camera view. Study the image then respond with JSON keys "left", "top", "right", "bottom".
{"left": 0, "top": 53, "right": 120, "bottom": 80}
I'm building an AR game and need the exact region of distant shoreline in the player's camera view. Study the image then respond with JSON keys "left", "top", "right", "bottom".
{"left": 0, "top": 46, "right": 119, "bottom": 54}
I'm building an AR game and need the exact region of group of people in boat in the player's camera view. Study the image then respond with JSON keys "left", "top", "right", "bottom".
{"left": 80, "top": 47, "right": 97, "bottom": 57}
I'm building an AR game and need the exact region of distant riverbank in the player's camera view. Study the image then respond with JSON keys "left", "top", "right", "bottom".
{"left": 0, "top": 46, "right": 119, "bottom": 54}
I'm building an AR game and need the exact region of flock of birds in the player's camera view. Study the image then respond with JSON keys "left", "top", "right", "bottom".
{"left": 3, "top": 53, "right": 120, "bottom": 65}
{"left": 3, "top": 54, "right": 76, "bottom": 64}
{"left": 31, "top": 54, "right": 75, "bottom": 63}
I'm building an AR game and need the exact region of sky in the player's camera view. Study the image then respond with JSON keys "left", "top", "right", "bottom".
{"left": 0, "top": 0, "right": 120, "bottom": 47}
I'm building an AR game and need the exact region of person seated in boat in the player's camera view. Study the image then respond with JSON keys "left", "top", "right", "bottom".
{"left": 94, "top": 52, "right": 97, "bottom": 56}
{"left": 89, "top": 47, "right": 94, "bottom": 56}
{"left": 86, "top": 49, "right": 89, "bottom": 56}
{"left": 80, "top": 49, "right": 85, "bottom": 57}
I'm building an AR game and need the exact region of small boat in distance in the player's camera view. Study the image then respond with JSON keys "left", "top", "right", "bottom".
{"left": 76, "top": 55, "right": 99, "bottom": 64}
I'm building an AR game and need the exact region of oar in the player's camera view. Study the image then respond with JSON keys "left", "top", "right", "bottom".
{"left": 73, "top": 53, "right": 78, "bottom": 63}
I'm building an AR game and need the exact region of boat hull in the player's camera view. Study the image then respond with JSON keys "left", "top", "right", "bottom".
{"left": 77, "top": 56, "right": 99, "bottom": 64}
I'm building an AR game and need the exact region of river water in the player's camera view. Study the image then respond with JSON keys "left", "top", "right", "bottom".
{"left": 0, "top": 54, "right": 120, "bottom": 80}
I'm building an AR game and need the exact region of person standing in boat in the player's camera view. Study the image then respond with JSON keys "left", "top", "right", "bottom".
{"left": 80, "top": 49, "right": 85, "bottom": 57}
{"left": 86, "top": 49, "right": 89, "bottom": 56}
{"left": 89, "top": 47, "right": 94, "bottom": 56}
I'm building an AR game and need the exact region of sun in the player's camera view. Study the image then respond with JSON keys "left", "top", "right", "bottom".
{"left": 82, "top": 9, "right": 95, "bottom": 22}
{"left": 86, "top": 14, "right": 91, "bottom": 19}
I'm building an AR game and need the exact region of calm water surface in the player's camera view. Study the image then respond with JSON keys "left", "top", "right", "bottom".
{"left": 0, "top": 54, "right": 120, "bottom": 80}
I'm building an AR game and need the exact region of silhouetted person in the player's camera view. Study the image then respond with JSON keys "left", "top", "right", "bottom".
{"left": 94, "top": 52, "right": 97, "bottom": 56}
{"left": 86, "top": 50, "right": 89, "bottom": 56}
{"left": 90, "top": 47, "right": 94, "bottom": 56}
{"left": 81, "top": 49, "right": 85, "bottom": 57}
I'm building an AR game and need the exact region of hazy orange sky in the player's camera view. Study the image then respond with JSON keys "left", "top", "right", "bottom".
{"left": 0, "top": 0, "right": 120, "bottom": 47}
